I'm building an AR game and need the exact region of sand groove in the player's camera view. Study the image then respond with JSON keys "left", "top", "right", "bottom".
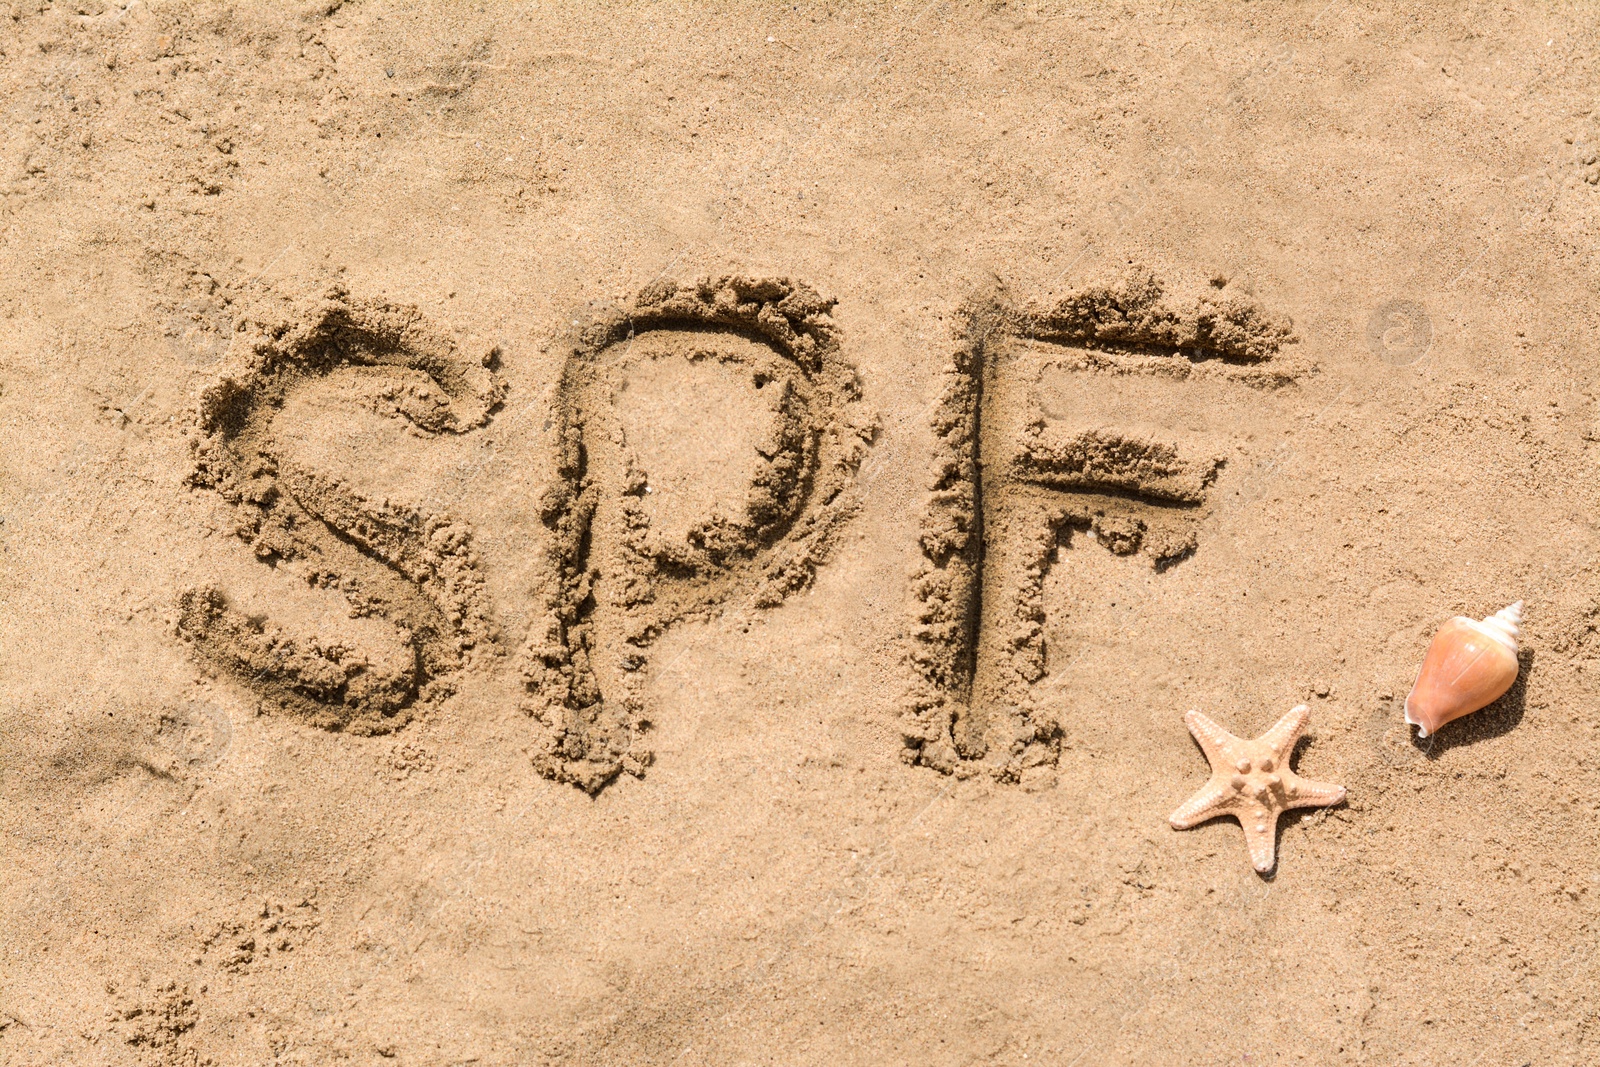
{"left": 525, "top": 277, "right": 876, "bottom": 793}
{"left": 178, "top": 284, "right": 505, "bottom": 734}
{"left": 906, "top": 270, "right": 1301, "bottom": 781}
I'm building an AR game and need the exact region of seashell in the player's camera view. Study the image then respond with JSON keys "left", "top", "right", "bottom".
{"left": 1404, "top": 601, "right": 1523, "bottom": 738}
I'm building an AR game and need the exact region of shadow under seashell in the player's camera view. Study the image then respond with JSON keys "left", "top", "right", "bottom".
{"left": 1411, "top": 648, "right": 1532, "bottom": 757}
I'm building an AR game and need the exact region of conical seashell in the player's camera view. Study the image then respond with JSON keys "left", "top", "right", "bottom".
{"left": 1404, "top": 601, "right": 1523, "bottom": 738}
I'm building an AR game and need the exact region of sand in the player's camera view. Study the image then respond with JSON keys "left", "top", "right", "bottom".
{"left": 3, "top": 1, "right": 1600, "bottom": 1063}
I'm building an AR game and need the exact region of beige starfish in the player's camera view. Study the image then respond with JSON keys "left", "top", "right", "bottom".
{"left": 1169, "top": 704, "right": 1346, "bottom": 874}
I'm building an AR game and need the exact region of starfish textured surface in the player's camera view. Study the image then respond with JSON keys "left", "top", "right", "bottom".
{"left": 1169, "top": 704, "right": 1346, "bottom": 874}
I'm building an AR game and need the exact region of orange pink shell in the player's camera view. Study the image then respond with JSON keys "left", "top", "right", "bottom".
{"left": 1404, "top": 601, "right": 1522, "bottom": 738}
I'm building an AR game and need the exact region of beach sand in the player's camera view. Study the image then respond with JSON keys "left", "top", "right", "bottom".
{"left": 3, "top": 2, "right": 1600, "bottom": 1062}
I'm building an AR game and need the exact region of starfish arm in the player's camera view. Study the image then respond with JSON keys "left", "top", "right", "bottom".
{"left": 1259, "top": 704, "right": 1310, "bottom": 761}
{"left": 1169, "top": 777, "right": 1235, "bottom": 829}
{"left": 1284, "top": 776, "right": 1346, "bottom": 811}
{"left": 1183, "top": 709, "right": 1238, "bottom": 767}
{"left": 1240, "top": 811, "right": 1279, "bottom": 874}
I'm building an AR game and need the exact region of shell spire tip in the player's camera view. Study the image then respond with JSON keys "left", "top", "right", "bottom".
{"left": 1481, "top": 600, "right": 1523, "bottom": 647}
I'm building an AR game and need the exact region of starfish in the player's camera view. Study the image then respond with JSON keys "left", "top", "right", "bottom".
{"left": 1168, "top": 704, "right": 1346, "bottom": 874}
